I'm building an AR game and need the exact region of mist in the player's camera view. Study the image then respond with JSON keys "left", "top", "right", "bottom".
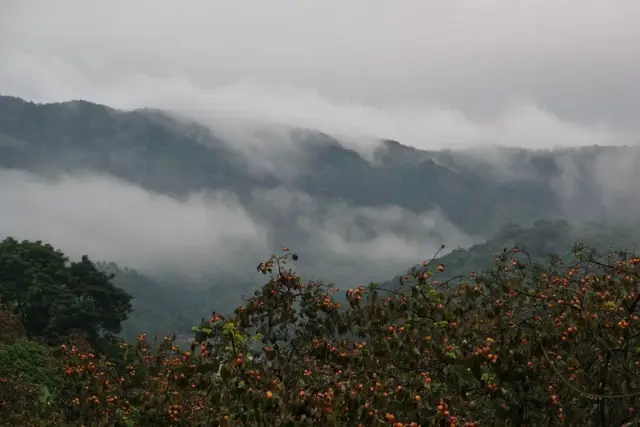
{"left": 0, "top": 168, "right": 477, "bottom": 289}
{"left": 1, "top": 0, "right": 638, "bottom": 157}
{"left": 246, "top": 186, "right": 479, "bottom": 285}
{"left": 0, "top": 169, "right": 269, "bottom": 278}
{"left": 1, "top": 0, "right": 640, "bottom": 292}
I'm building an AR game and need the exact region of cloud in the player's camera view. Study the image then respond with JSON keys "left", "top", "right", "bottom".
{"left": 0, "top": 169, "right": 269, "bottom": 278}
{"left": 314, "top": 208, "right": 475, "bottom": 264}
{"left": 593, "top": 148, "right": 640, "bottom": 212}
{"left": 0, "top": 169, "right": 477, "bottom": 288}
{"left": 550, "top": 146, "right": 640, "bottom": 222}
{"left": 0, "top": 0, "right": 638, "bottom": 155}
{"left": 247, "top": 186, "right": 478, "bottom": 284}
{"left": 164, "top": 85, "right": 629, "bottom": 158}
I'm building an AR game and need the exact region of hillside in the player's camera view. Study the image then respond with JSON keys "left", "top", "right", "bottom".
{"left": 3, "top": 1, "right": 639, "bottom": 422}
{"left": 3, "top": 94, "right": 640, "bottom": 339}
{"left": 2, "top": 94, "right": 627, "bottom": 237}
{"left": 2, "top": 97, "right": 640, "bottom": 426}
{"left": 93, "top": 262, "right": 217, "bottom": 342}
{"left": 384, "top": 219, "right": 640, "bottom": 289}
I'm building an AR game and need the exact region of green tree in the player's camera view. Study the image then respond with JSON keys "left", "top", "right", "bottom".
{"left": 0, "top": 237, "right": 133, "bottom": 346}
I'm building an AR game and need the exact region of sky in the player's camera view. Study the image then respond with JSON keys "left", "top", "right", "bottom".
{"left": 0, "top": 0, "right": 639, "bottom": 288}
{"left": 1, "top": 0, "right": 638, "bottom": 151}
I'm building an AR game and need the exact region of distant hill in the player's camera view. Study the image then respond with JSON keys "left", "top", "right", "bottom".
{"left": 3, "top": 94, "right": 625, "bottom": 237}
{"left": 3, "top": 94, "right": 640, "bottom": 338}
{"left": 384, "top": 219, "right": 640, "bottom": 290}
{"left": 94, "top": 261, "right": 221, "bottom": 340}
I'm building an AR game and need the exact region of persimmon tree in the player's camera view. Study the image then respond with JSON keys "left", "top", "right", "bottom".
{"left": 3, "top": 244, "right": 639, "bottom": 426}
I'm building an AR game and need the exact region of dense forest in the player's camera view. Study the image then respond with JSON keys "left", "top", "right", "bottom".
{"left": 1, "top": 228, "right": 639, "bottom": 426}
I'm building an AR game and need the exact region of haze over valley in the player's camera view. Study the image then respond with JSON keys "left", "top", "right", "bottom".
{"left": 1, "top": 0, "right": 639, "bottom": 338}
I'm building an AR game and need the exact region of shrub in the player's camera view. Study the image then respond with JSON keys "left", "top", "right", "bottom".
{"left": 0, "top": 337, "right": 63, "bottom": 425}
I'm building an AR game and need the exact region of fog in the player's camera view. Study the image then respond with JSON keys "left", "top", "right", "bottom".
{"left": 1, "top": 0, "right": 639, "bottom": 287}
{"left": 0, "top": 170, "right": 269, "bottom": 275}
{"left": 0, "top": 169, "right": 475, "bottom": 286}
{"left": 1, "top": 0, "right": 638, "bottom": 155}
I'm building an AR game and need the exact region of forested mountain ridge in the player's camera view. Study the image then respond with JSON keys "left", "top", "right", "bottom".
{"left": 93, "top": 261, "right": 215, "bottom": 341}
{"left": 3, "top": 94, "right": 640, "bottom": 340}
{"left": 4, "top": 94, "right": 634, "bottom": 236}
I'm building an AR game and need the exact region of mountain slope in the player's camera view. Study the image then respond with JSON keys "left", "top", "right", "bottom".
{"left": 0, "top": 94, "right": 596, "bottom": 236}
{"left": 3, "top": 95, "right": 640, "bottom": 338}
{"left": 0, "top": 95, "right": 274, "bottom": 196}
{"left": 384, "top": 219, "right": 640, "bottom": 290}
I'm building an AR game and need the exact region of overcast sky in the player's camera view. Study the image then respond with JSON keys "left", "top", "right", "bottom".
{"left": 1, "top": 0, "right": 640, "bottom": 290}
{"left": 1, "top": 0, "right": 638, "bottom": 150}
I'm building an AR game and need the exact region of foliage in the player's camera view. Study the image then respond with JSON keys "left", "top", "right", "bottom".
{"left": 385, "top": 219, "right": 640, "bottom": 288}
{"left": 0, "top": 237, "right": 133, "bottom": 346}
{"left": 0, "top": 242, "right": 639, "bottom": 426}
{"left": 0, "top": 310, "right": 64, "bottom": 426}
{"left": 0, "top": 338, "right": 62, "bottom": 393}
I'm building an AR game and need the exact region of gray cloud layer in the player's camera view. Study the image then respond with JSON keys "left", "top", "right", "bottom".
{"left": 1, "top": 0, "right": 638, "bottom": 152}
{"left": 0, "top": 169, "right": 472, "bottom": 286}
{"left": 0, "top": 169, "right": 269, "bottom": 277}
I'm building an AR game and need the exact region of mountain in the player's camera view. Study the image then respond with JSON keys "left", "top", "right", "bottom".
{"left": 2, "top": 94, "right": 640, "bottom": 337}
{"left": 93, "top": 261, "right": 218, "bottom": 341}
{"left": 4, "top": 94, "right": 639, "bottom": 236}
{"left": 0, "top": 94, "right": 583, "bottom": 235}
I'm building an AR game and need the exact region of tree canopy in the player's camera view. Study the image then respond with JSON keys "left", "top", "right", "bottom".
{"left": 0, "top": 239, "right": 639, "bottom": 426}
{"left": 0, "top": 237, "right": 132, "bottom": 346}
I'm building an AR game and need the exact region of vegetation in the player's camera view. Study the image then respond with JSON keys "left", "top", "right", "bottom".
{"left": 94, "top": 262, "right": 215, "bottom": 343}
{"left": 95, "top": 219, "right": 640, "bottom": 341}
{"left": 385, "top": 219, "right": 640, "bottom": 291}
{"left": 2, "top": 95, "right": 640, "bottom": 424}
{"left": 0, "top": 238, "right": 132, "bottom": 348}
{"left": 4, "top": 94, "right": 639, "bottom": 237}
{"left": 1, "top": 234, "right": 639, "bottom": 426}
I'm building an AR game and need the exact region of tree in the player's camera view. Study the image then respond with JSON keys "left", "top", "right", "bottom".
{"left": 0, "top": 238, "right": 132, "bottom": 346}
{"left": 43, "top": 245, "right": 639, "bottom": 426}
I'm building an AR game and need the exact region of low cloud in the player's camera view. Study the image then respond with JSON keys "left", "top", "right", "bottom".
{"left": 160, "top": 83, "right": 631, "bottom": 163}
{"left": 1, "top": 68, "right": 630, "bottom": 161}
{"left": 248, "top": 186, "right": 478, "bottom": 285}
{"left": 0, "top": 169, "right": 269, "bottom": 278}
{"left": 551, "top": 146, "right": 640, "bottom": 223}
{"left": 0, "top": 171, "right": 477, "bottom": 288}
{"left": 444, "top": 144, "right": 640, "bottom": 224}
{"left": 1, "top": 0, "right": 638, "bottom": 162}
